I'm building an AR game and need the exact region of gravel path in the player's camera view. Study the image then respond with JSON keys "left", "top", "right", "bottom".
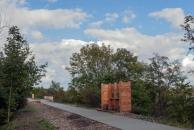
{"left": 41, "top": 100, "right": 185, "bottom": 130}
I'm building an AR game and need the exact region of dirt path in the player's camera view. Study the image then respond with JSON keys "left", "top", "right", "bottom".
{"left": 5, "top": 100, "right": 120, "bottom": 130}
{"left": 35, "top": 101, "right": 119, "bottom": 130}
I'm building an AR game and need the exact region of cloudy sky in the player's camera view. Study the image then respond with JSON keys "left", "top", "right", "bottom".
{"left": 0, "top": 0, "right": 194, "bottom": 89}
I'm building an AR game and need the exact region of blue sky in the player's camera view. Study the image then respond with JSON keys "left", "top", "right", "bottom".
{"left": 25, "top": 0, "right": 194, "bottom": 40}
{"left": 0, "top": 0, "right": 194, "bottom": 88}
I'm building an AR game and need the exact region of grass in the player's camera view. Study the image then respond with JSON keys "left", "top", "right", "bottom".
{"left": 0, "top": 102, "right": 55, "bottom": 130}
{"left": 0, "top": 119, "right": 55, "bottom": 130}
{"left": 156, "top": 118, "right": 193, "bottom": 129}
{"left": 38, "top": 119, "right": 56, "bottom": 130}
{"left": 0, "top": 123, "right": 15, "bottom": 130}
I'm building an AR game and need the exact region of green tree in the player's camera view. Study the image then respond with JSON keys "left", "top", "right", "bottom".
{"left": 47, "top": 81, "right": 65, "bottom": 102}
{"left": 145, "top": 54, "right": 192, "bottom": 118}
{"left": 67, "top": 43, "right": 144, "bottom": 106}
{"left": 181, "top": 15, "right": 194, "bottom": 53}
{"left": 112, "top": 48, "right": 144, "bottom": 81}
{"left": 0, "top": 26, "right": 47, "bottom": 124}
{"left": 145, "top": 54, "right": 170, "bottom": 116}
{"left": 32, "top": 87, "right": 47, "bottom": 99}
{"left": 66, "top": 44, "right": 113, "bottom": 106}
{"left": 166, "top": 83, "right": 193, "bottom": 123}
{"left": 48, "top": 81, "right": 63, "bottom": 92}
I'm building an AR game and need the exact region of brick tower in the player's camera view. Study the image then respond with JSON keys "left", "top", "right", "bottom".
{"left": 101, "top": 81, "right": 132, "bottom": 112}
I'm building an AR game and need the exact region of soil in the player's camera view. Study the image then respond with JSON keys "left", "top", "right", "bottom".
{"left": 10, "top": 101, "right": 120, "bottom": 130}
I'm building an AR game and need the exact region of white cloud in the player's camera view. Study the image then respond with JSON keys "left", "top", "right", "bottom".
{"left": 0, "top": 0, "right": 88, "bottom": 29}
{"left": 88, "top": 21, "right": 103, "bottom": 28}
{"left": 182, "top": 55, "right": 194, "bottom": 83}
{"left": 17, "top": 0, "right": 27, "bottom": 5}
{"left": 30, "top": 39, "right": 89, "bottom": 88}
{"left": 31, "top": 30, "right": 44, "bottom": 40}
{"left": 84, "top": 27, "right": 186, "bottom": 61}
{"left": 122, "top": 10, "right": 136, "bottom": 24}
{"left": 105, "top": 12, "right": 119, "bottom": 22}
{"left": 182, "top": 55, "right": 194, "bottom": 68}
{"left": 149, "top": 8, "right": 185, "bottom": 28}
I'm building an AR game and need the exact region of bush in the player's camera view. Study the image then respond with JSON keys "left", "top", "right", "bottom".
{"left": 80, "top": 87, "right": 100, "bottom": 107}
{"left": 132, "top": 80, "right": 152, "bottom": 115}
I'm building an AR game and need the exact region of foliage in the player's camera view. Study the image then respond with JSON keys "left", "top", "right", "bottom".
{"left": 132, "top": 80, "right": 152, "bottom": 115}
{"left": 32, "top": 87, "right": 47, "bottom": 99}
{"left": 80, "top": 86, "right": 100, "bottom": 107}
{"left": 33, "top": 81, "right": 66, "bottom": 103}
{"left": 66, "top": 43, "right": 144, "bottom": 107}
{"left": 166, "top": 84, "right": 193, "bottom": 124}
{"left": 181, "top": 15, "right": 194, "bottom": 53}
{"left": 64, "top": 87, "right": 82, "bottom": 103}
{"left": 47, "top": 81, "right": 65, "bottom": 102}
{"left": 66, "top": 44, "right": 194, "bottom": 127}
{"left": 0, "top": 26, "right": 46, "bottom": 125}
{"left": 38, "top": 119, "right": 55, "bottom": 130}
{"left": 144, "top": 54, "right": 193, "bottom": 126}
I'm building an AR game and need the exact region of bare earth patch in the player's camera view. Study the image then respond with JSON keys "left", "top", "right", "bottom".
{"left": 36, "top": 101, "right": 120, "bottom": 130}
{"left": 9, "top": 101, "right": 120, "bottom": 130}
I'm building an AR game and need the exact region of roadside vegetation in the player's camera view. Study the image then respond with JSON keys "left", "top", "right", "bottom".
{"left": 34, "top": 43, "right": 194, "bottom": 129}
{"left": 0, "top": 102, "right": 55, "bottom": 130}
{"left": 0, "top": 26, "right": 47, "bottom": 127}
{"left": 34, "top": 16, "right": 194, "bottom": 129}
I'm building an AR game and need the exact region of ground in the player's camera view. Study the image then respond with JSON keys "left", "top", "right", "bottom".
{"left": 0, "top": 101, "right": 119, "bottom": 130}
{"left": 42, "top": 100, "right": 185, "bottom": 130}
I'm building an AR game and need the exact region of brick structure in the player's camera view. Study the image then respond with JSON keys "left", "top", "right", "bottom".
{"left": 101, "top": 81, "right": 132, "bottom": 112}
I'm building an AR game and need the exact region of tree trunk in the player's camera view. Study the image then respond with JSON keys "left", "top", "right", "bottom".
{"left": 7, "top": 75, "right": 12, "bottom": 123}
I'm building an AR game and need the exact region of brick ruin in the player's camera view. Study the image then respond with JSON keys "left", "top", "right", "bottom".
{"left": 101, "top": 81, "right": 132, "bottom": 112}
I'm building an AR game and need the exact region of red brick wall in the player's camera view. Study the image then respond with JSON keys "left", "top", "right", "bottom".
{"left": 101, "top": 81, "right": 132, "bottom": 112}
{"left": 101, "top": 84, "right": 112, "bottom": 110}
{"left": 118, "top": 81, "right": 131, "bottom": 112}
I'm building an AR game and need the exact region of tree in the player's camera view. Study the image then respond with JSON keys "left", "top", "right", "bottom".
{"left": 49, "top": 81, "right": 63, "bottom": 92}
{"left": 112, "top": 48, "right": 144, "bottom": 81}
{"left": 0, "top": 26, "right": 47, "bottom": 124}
{"left": 145, "top": 54, "right": 192, "bottom": 118}
{"left": 166, "top": 82, "right": 193, "bottom": 123}
{"left": 67, "top": 43, "right": 144, "bottom": 106}
{"left": 66, "top": 44, "right": 113, "bottom": 106}
{"left": 181, "top": 15, "right": 194, "bottom": 53}
{"left": 47, "top": 81, "right": 65, "bottom": 102}
{"left": 32, "top": 87, "right": 47, "bottom": 99}
{"left": 132, "top": 79, "right": 152, "bottom": 115}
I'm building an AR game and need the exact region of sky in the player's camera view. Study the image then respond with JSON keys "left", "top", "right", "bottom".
{"left": 0, "top": 0, "right": 194, "bottom": 89}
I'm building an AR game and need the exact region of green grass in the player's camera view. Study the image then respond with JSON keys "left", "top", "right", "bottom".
{"left": 157, "top": 118, "right": 193, "bottom": 129}
{"left": 0, "top": 102, "right": 56, "bottom": 130}
{"left": 0, "top": 123, "right": 15, "bottom": 130}
{"left": 38, "top": 119, "right": 55, "bottom": 130}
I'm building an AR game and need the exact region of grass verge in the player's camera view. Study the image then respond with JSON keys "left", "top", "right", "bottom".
{"left": 38, "top": 119, "right": 55, "bottom": 130}
{"left": 0, "top": 102, "right": 55, "bottom": 130}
